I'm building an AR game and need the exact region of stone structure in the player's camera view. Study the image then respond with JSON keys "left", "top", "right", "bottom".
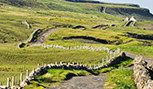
{"left": 30, "top": 44, "right": 117, "bottom": 54}
{"left": 124, "top": 17, "right": 129, "bottom": 21}
{"left": 22, "top": 20, "right": 31, "bottom": 29}
{"left": 0, "top": 49, "right": 123, "bottom": 89}
{"left": 19, "top": 51, "right": 124, "bottom": 88}
{"left": 17, "top": 28, "right": 40, "bottom": 48}
{"left": 124, "top": 16, "right": 136, "bottom": 27}
{"left": 133, "top": 56, "right": 153, "bottom": 89}
{"left": 130, "top": 16, "right": 137, "bottom": 22}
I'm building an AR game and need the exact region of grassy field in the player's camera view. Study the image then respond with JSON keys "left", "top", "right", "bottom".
{"left": 104, "top": 69, "right": 136, "bottom": 89}
{"left": 24, "top": 54, "right": 134, "bottom": 88}
{"left": 0, "top": 0, "right": 153, "bottom": 88}
{"left": 0, "top": 43, "right": 109, "bottom": 84}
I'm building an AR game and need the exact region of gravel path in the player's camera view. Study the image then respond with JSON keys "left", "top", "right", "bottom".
{"left": 32, "top": 28, "right": 59, "bottom": 44}
{"left": 47, "top": 73, "right": 107, "bottom": 89}
{"left": 123, "top": 51, "right": 153, "bottom": 66}
{"left": 28, "top": 27, "right": 153, "bottom": 89}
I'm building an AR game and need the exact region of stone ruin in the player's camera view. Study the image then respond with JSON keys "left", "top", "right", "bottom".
{"left": 130, "top": 16, "right": 137, "bottom": 22}
{"left": 124, "top": 17, "right": 129, "bottom": 21}
{"left": 124, "top": 16, "right": 137, "bottom": 27}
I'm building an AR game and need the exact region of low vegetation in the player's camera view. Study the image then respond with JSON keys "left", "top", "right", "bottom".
{"left": 105, "top": 69, "right": 137, "bottom": 89}
{"left": 0, "top": 0, "right": 153, "bottom": 88}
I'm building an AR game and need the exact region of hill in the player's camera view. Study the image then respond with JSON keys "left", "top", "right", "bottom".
{"left": 0, "top": 0, "right": 153, "bottom": 21}
{"left": 0, "top": 0, "right": 153, "bottom": 89}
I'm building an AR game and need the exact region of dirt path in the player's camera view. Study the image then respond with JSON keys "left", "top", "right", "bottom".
{"left": 123, "top": 51, "right": 153, "bottom": 66}
{"left": 32, "top": 28, "right": 59, "bottom": 44}
{"left": 47, "top": 73, "right": 107, "bottom": 89}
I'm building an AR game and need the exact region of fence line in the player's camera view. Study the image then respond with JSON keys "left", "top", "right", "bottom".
{"left": 30, "top": 44, "right": 121, "bottom": 54}
{"left": 0, "top": 48, "right": 122, "bottom": 88}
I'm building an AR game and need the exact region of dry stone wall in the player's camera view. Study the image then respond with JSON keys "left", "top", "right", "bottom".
{"left": 19, "top": 51, "right": 124, "bottom": 88}
{"left": 30, "top": 44, "right": 121, "bottom": 54}
{"left": 0, "top": 51, "right": 125, "bottom": 88}
{"left": 133, "top": 56, "right": 153, "bottom": 89}
{"left": 17, "top": 28, "right": 40, "bottom": 48}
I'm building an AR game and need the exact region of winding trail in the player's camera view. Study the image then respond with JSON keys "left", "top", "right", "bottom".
{"left": 123, "top": 51, "right": 153, "bottom": 66}
{"left": 27, "top": 27, "right": 153, "bottom": 89}
{"left": 32, "top": 28, "right": 59, "bottom": 45}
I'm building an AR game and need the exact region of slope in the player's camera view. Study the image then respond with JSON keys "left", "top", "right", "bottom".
{"left": 0, "top": 0, "right": 153, "bottom": 21}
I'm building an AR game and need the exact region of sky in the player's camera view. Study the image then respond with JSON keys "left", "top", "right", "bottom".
{"left": 97, "top": 0, "right": 153, "bottom": 14}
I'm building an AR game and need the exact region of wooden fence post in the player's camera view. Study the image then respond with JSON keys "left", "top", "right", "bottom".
{"left": 98, "top": 62, "right": 100, "bottom": 67}
{"left": 12, "top": 76, "right": 15, "bottom": 86}
{"left": 110, "top": 55, "right": 112, "bottom": 59}
{"left": 94, "top": 64, "right": 96, "bottom": 69}
{"left": 89, "top": 64, "right": 91, "bottom": 68}
{"left": 33, "top": 68, "right": 35, "bottom": 72}
{"left": 106, "top": 56, "right": 108, "bottom": 61}
{"left": 60, "top": 62, "right": 62, "bottom": 65}
{"left": 7, "top": 78, "right": 10, "bottom": 88}
{"left": 102, "top": 58, "right": 104, "bottom": 64}
{"left": 26, "top": 70, "right": 29, "bottom": 77}
{"left": 113, "top": 52, "right": 115, "bottom": 57}
{"left": 55, "top": 61, "right": 57, "bottom": 65}
{"left": 20, "top": 73, "right": 23, "bottom": 83}
{"left": 77, "top": 62, "right": 79, "bottom": 65}
{"left": 117, "top": 48, "right": 120, "bottom": 53}
{"left": 37, "top": 64, "right": 40, "bottom": 67}
{"left": 23, "top": 65, "right": 25, "bottom": 72}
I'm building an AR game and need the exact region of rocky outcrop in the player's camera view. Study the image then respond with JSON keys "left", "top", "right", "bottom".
{"left": 133, "top": 56, "right": 153, "bottom": 89}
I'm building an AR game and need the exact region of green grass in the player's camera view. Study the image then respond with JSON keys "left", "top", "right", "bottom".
{"left": 0, "top": 43, "right": 108, "bottom": 84}
{"left": 0, "top": 0, "right": 153, "bottom": 88}
{"left": 104, "top": 69, "right": 137, "bottom": 89}
{"left": 25, "top": 55, "right": 134, "bottom": 88}
{"left": 25, "top": 69, "right": 91, "bottom": 88}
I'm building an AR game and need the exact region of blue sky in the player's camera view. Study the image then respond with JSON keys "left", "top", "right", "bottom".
{"left": 97, "top": 0, "right": 153, "bottom": 14}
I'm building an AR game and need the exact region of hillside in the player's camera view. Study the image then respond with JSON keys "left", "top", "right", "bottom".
{"left": 0, "top": 0, "right": 153, "bottom": 89}
{"left": 0, "top": 0, "right": 153, "bottom": 21}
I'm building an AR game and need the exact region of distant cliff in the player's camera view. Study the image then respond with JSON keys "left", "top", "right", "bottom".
{"left": 0, "top": 0, "right": 153, "bottom": 21}
{"left": 102, "top": 7, "right": 153, "bottom": 21}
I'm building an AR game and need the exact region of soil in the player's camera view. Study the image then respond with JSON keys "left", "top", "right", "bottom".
{"left": 47, "top": 73, "right": 107, "bottom": 89}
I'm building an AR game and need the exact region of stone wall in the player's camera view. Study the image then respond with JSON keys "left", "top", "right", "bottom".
{"left": 17, "top": 28, "right": 40, "bottom": 48}
{"left": 19, "top": 51, "right": 125, "bottom": 88}
{"left": 0, "top": 51, "right": 127, "bottom": 88}
{"left": 133, "top": 56, "right": 153, "bottom": 89}
{"left": 30, "top": 44, "right": 121, "bottom": 54}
